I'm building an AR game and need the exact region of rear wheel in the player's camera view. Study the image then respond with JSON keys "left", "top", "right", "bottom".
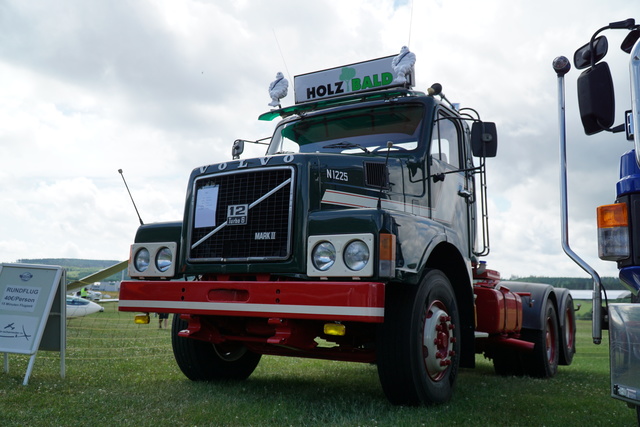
{"left": 522, "top": 299, "right": 559, "bottom": 378}
{"left": 377, "top": 270, "right": 461, "bottom": 405}
{"left": 171, "top": 314, "right": 261, "bottom": 381}
{"left": 559, "top": 294, "right": 576, "bottom": 365}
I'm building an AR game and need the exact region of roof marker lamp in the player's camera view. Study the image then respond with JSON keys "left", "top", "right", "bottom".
{"left": 312, "top": 241, "right": 336, "bottom": 271}
{"left": 597, "top": 203, "right": 629, "bottom": 261}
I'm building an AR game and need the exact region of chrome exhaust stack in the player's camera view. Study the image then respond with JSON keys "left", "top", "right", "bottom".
{"left": 553, "top": 55, "right": 603, "bottom": 344}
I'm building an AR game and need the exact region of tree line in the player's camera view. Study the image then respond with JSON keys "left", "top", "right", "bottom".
{"left": 16, "top": 258, "right": 127, "bottom": 284}
{"left": 510, "top": 276, "right": 625, "bottom": 290}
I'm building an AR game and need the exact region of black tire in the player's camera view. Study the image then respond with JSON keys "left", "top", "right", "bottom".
{"left": 521, "top": 299, "right": 559, "bottom": 378}
{"left": 492, "top": 350, "right": 523, "bottom": 376}
{"left": 558, "top": 294, "right": 576, "bottom": 366}
{"left": 377, "top": 269, "right": 461, "bottom": 405}
{"left": 171, "top": 314, "right": 261, "bottom": 381}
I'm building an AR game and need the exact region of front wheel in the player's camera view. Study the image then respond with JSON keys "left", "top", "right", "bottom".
{"left": 171, "top": 314, "right": 261, "bottom": 381}
{"left": 377, "top": 269, "right": 461, "bottom": 405}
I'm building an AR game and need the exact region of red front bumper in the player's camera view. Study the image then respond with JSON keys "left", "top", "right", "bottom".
{"left": 118, "top": 280, "right": 386, "bottom": 323}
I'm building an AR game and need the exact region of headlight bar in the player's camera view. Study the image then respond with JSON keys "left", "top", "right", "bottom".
{"left": 129, "top": 242, "right": 177, "bottom": 278}
{"left": 307, "top": 234, "right": 374, "bottom": 277}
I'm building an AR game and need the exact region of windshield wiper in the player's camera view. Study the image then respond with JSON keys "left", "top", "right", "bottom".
{"left": 322, "top": 141, "right": 370, "bottom": 153}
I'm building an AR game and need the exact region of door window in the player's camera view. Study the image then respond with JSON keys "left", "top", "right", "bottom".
{"left": 430, "top": 114, "right": 460, "bottom": 168}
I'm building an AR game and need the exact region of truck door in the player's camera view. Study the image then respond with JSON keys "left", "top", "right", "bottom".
{"left": 429, "top": 110, "right": 474, "bottom": 257}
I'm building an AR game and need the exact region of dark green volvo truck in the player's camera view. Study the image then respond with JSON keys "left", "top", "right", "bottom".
{"left": 119, "top": 54, "right": 576, "bottom": 405}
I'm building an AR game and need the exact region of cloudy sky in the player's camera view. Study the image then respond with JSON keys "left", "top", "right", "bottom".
{"left": 0, "top": 0, "right": 637, "bottom": 279}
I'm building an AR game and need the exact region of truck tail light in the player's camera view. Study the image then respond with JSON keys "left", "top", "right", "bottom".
{"left": 597, "top": 203, "right": 630, "bottom": 261}
{"left": 379, "top": 233, "right": 396, "bottom": 277}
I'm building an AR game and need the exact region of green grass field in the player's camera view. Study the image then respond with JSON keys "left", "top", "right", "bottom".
{"left": 0, "top": 301, "right": 636, "bottom": 426}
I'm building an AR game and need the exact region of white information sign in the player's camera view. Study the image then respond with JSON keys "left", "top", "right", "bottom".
{"left": 1, "top": 284, "right": 41, "bottom": 313}
{"left": 0, "top": 315, "right": 39, "bottom": 341}
{"left": 293, "top": 55, "right": 413, "bottom": 104}
{"left": 194, "top": 185, "right": 219, "bottom": 228}
{"left": 0, "top": 263, "right": 65, "bottom": 385}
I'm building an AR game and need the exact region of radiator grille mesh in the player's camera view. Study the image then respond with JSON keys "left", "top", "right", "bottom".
{"left": 189, "top": 167, "right": 294, "bottom": 261}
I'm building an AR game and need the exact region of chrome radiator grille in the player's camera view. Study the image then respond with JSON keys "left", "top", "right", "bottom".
{"left": 189, "top": 166, "right": 294, "bottom": 261}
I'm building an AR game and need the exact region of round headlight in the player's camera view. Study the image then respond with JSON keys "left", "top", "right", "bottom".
{"left": 134, "top": 248, "right": 150, "bottom": 272}
{"left": 155, "top": 247, "right": 173, "bottom": 273}
{"left": 312, "top": 241, "right": 336, "bottom": 271}
{"left": 344, "top": 240, "right": 370, "bottom": 271}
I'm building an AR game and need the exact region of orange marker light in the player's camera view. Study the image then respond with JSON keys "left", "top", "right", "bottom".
{"left": 597, "top": 203, "right": 628, "bottom": 228}
{"left": 379, "top": 233, "right": 396, "bottom": 277}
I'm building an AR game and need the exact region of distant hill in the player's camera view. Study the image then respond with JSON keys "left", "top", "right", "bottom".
{"left": 15, "top": 258, "right": 128, "bottom": 284}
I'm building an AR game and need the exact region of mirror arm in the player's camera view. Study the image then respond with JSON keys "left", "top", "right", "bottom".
{"left": 606, "top": 123, "right": 626, "bottom": 133}
{"left": 608, "top": 18, "right": 636, "bottom": 30}
{"left": 589, "top": 26, "right": 610, "bottom": 68}
{"left": 588, "top": 20, "right": 638, "bottom": 67}
{"left": 428, "top": 165, "right": 482, "bottom": 182}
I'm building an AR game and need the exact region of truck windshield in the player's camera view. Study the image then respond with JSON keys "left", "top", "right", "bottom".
{"left": 266, "top": 104, "right": 425, "bottom": 155}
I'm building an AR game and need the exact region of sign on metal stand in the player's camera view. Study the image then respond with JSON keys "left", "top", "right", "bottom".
{"left": 0, "top": 263, "right": 66, "bottom": 385}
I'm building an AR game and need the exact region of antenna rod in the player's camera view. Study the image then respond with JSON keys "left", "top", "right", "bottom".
{"left": 118, "top": 169, "right": 144, "bottom": 226}
{"left": 407, "top": 0, "right": 415, "bottom": 47}
{"left": 272, "top": 28, "right": 292, "bottom": 82}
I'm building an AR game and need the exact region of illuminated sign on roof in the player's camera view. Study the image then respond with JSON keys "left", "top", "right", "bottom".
{"left": 293, "top": 55, "right": 414, "bottom": 104}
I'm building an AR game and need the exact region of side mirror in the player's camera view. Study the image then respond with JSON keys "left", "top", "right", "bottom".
{"left": 577, "top": 62, "right": 615, "bottom": 135}
{"left": 621, "top": 29, "right": 640, "bottom": 54}
{"left": 574, "top": 36, "right": 608, "bottom": 70}
{"left": 232, "top": 139, "right": 245, "bottom": 159}
{"left": 471, "top": 122, "right": 497, "bottom": 158}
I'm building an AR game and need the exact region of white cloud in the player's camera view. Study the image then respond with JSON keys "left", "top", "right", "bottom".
{"left": 0, "top": 0, "right": 636, "bottom": 280}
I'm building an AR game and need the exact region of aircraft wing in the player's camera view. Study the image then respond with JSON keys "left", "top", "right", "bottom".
{"left": 67, "top": 260, "right": 128, "bottom": 292}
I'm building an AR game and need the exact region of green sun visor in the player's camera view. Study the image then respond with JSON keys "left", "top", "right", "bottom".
{"left": 258, "top": 89, "right": 424, "bottom": 121}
